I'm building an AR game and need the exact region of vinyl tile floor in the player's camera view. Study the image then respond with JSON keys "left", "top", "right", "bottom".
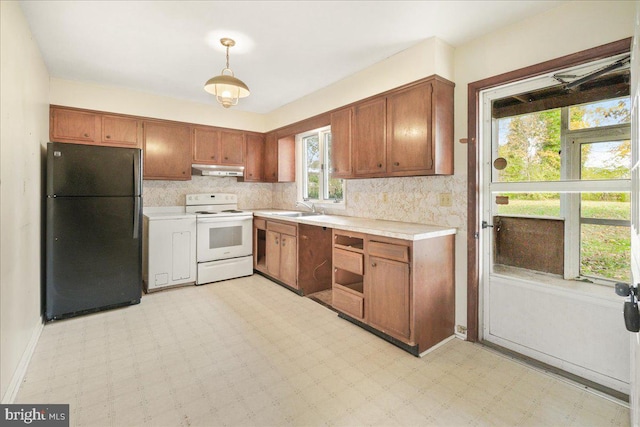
{"left": 17, "top": 274, "right": 629, "bottom": 426}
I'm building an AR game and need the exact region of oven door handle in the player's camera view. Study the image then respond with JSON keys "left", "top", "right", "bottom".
{"left": 196, "top": 216, "right": 253, "bottom": 223}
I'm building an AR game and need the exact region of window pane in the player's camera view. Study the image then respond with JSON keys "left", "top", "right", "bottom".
{"left": 303, "top": 135, "right": 320, "bottom": 199}
{"left": 494, "top": 109, "right": 561, "bottom": 182}
{"left": 327, "top": 177, "right": 344, "bottom": 200}
{"left": 492, "top": 192, "right": 564, "bottom": 276}
{"left": 580, "top": 223, "right": 630, "bottom": 282}
{"left": 569, "top": 97, "right": 631, "bottom": 130}
{"left": 580, "top": 140, "right": 631, "bottom": 180}
{"left": 581, "top": 193, "right": 630, "bottom": 220}
{"left": 494, "top": 193, "right": 561, "bottom": 217}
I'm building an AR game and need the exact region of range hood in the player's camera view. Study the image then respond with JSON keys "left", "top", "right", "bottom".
{"left": 191, "top": 164, "right": 244, "bottom": 177}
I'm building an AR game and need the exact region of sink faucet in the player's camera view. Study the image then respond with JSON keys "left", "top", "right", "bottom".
{"left": 296, "top": 200, "right": 315, "bottom": 212}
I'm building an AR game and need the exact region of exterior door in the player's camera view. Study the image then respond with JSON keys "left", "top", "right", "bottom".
{"left": 480, "top": 58, "right": 632, "bottom": 395}
{"left": 628, "top": 12, "right": 640, "bottom": 424}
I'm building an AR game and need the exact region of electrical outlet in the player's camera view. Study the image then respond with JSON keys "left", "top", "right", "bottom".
{"left": 456, "top": 325, "right": 467, "bottom": 334}
{"left": 439, "top": 192, "right": 452, "bottom": 207}
{"left": 382, "top": 192, "right": 388, "bottom": 203}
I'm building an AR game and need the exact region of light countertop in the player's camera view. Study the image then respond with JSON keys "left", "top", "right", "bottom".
{"left": 252, "top": 210, "right": 456, "bottom": 241}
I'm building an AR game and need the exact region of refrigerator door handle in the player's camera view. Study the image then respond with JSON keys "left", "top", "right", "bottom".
{"left": 133, "top": 151, "right": 141, "bottom": 196}
{"left": 133, "top": 197, "right": 140, "bottom": 239}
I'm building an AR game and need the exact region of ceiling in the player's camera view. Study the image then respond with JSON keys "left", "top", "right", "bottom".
{"left": 19, "top": 1, "right": 566, "bottom": 114}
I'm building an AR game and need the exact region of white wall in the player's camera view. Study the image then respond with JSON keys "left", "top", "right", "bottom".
{"left": 266, "top": 37, "right": 455, "bottom": 130}
{"left": 0, "top": 1, "right": 50, "bottom": 402}
{"left": 50, "top": 78, "right": 267, "bottom": 133}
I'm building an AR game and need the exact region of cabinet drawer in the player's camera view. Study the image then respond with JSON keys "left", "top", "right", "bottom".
{"left": 368, "top": 241, "right": 409, "bottom": 262}
{"left": 267, "top": 221, "right": 297, "bottom": 236}
{"left": 334, "top": 248, "right": 364, "bottom": 274}
{"left": 333, "top": 287, "right": 364, "bottom": 319}
{"left": 254, "top": 218, "right": 266, "bottom": 230}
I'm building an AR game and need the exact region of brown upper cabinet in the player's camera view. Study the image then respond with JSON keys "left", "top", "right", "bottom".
{"left": 50, "top": 106, "right": 141, "bottom": 148}
{"left": 333, "top": 76, "right": 454, "bottom": 179}
{"left": 387, "top": 77, "right": 454, "bottom": 176}
{"left": 192, "top": 127, "right": 245, "bottom": 166}
{"left": 353, "top": 96, "right": 387, "bottom": 177}
{"left": 242, "top": 133, "right": 264, "bottom": 182}
{"left": 143, "top": 121, "right": 191, "bottom": 180}
{"left": 329, "top": 107, "right": 354, "bottom": 179}
{"left": 101, "top": 115, "right": 140, "bottom": 147}
{"left": 192, "top": 127, "right": 220, "bottom": 163}
{"left": 263, "top": 133, "right": 295, "bottom": 183}
{"left": 49, "top": 74, "right": 453, "bottom": 182}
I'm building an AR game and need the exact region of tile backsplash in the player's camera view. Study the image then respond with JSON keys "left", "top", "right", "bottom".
{"left": 270, "top": 175, "right": 466, "bottom": 231}
{"left": 143, "top": 176, "right": 273, "bottom": 209}
{"left": 144, "top": 174, "right": 466, "bottom": 231}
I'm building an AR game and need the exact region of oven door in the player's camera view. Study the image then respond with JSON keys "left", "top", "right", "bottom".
{"left": 196, "top": 216, "right": 252, "bottom": 262}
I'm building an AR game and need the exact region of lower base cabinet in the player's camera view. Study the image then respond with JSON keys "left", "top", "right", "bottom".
{"left": 254, "top": 217, "right": 332, "bottom": 295}
{"left": 332, "top": 229, "right": 455, "bottom": 355}
{"left": 367, "top": 255, "right": 411, "bottom": 341}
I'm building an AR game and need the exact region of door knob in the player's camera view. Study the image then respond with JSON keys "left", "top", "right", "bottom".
{"left": 616, "top": 283, "right": 640, "bottom": 332}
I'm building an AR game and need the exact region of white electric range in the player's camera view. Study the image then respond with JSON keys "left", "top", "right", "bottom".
{"left": 185, "top": 193, "right": 254, "bottom": 285}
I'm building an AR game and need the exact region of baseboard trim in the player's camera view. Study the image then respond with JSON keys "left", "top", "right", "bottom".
{"left": 1, "top": 318, "right": 44, "bottom": 404}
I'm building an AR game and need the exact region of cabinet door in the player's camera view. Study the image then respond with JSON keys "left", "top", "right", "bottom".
{"left": 143, "top": 122, "right": 191, "bottom": 180}
{"left": 244, "top": 133, "right": 264, "bottom": 182}
{"left": 329, "top": 107, "right": 353, "bottom": 178}
{"left": 367, "top": 256, "right": 410, "bottom": 340}
{"left": 172, "top": 231, "right": 192, "bottom": 281}
{"left": 264, "top": 133, "right": 278, "bottom": 182}
{"left": 51, "top": 108, "right": 98, "bottom": 143}
{"left": 193, "top": 127, "right": 220, "bottom": 164}
{"left": 279, "top": 232, "right": 297, "bottom": 288}
{"left": 220, "top": 130, "right": 245, "bottom": 165}
{"left": 353, "top": 97, "right": 386, "bottom": 176}
{"left": 387, "top": 82, "right": 433, "bottom": 174}
{"left": 266, "top": 230, "right": 281, "bottom": 277}
{"left": 277, "top": 136, "right": 296, "bottom": 183}
{"left": 102, "top": 115, "right": 140, "bottom": 147}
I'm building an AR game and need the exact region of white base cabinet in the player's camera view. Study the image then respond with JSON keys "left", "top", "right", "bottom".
{"left": 143, "top": 214, "right": 196, "bottom": 291}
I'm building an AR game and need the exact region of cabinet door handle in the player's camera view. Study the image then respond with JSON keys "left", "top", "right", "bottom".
{"left": 211, "top": 156, "right": 216, "bottom": 159}
{"left": 105, "top": 135, "right": 111, "bottom": 139}
{"left": 282, "top": 238, "right": 286, "bottom": 246}
{"left": 377, "top": 163, "right": 383, "bottom": 168}
{"left": 371, "top": 262, "right": 377, "bottom": 267}
{"left": 275, "top": 237, "right": 279, "bottom": 245}
{"left": 84, "top": 133, "right": 89, "bottom": 137}
{"left": 394, "top": 162, "right": 399, "bottom": 166}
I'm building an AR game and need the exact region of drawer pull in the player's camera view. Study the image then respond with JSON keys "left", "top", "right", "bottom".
{"left": 84, "top": 133, "right": 89, "bottom": 137}
{"left": 394, "top": 162, "right": 399, "bottom": 166}
{"left": 377, "top": 163, "right": 383, "bottom": 168}
{"left": 371, "top": 262, "right": 377, "bottom": 267}
{"left": 105, "top": 135, "right": 111, "bottom": 139}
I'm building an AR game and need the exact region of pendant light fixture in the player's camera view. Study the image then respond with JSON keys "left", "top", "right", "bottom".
{"left": 204, "top": 38, "right": 250, "bottom": 108}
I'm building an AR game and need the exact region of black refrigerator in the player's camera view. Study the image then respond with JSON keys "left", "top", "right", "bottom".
{"left": 46, "top": 142, "right": 142, "bottom": 321}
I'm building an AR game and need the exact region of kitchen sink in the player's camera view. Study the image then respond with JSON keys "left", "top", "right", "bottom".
{"left": 273, "top": 212, "right": 324, "bottom": 217}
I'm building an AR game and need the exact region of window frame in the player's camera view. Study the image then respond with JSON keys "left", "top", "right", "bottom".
{"left": 295, "top": 126, "right": 346, "bottom": 209}
{"left": 486, "top": 91, "right": 631, "bottom": 286}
